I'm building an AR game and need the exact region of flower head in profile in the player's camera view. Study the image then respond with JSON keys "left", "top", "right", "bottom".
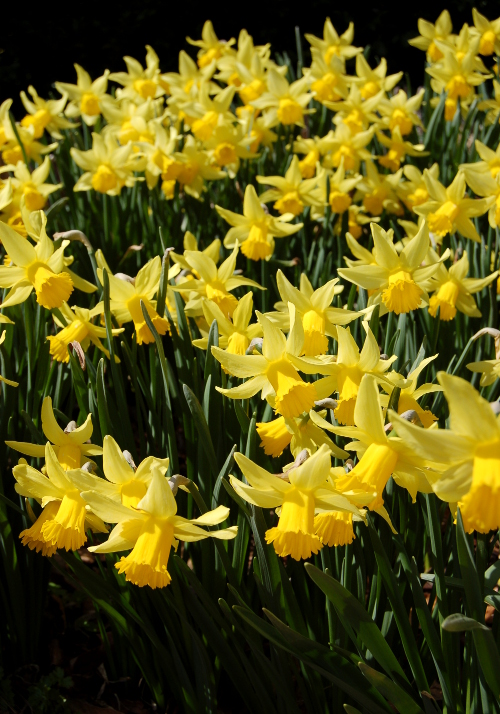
{"left": 216, "top": 184, "right": 303, "bottom": 261}
{"left": 338, "top": 222, "right": 447, "bottom": 315}
{"left": 256, "top": 156, "right": 324, "bottom": 218}
{"left": 351, "top": 55, "right": 403, "bottom": 99}
{"left": 328, "top": 122, "right": 374, "bottom": 173}
{"left": 414, "top": 170, "right": 493, "bottom": 242}
{"left": 171, "top": 243, "right": 262, "bottom": 318}
{"left": 187, "top": 20, "right": 236, "bottom": 68}
{"left": 303, "top": 50, "right": 349, "bottom": 105}
{"left": 251, "top": 69, "right": 313, "bottom": 127}
{"left": 7, "top": 396, "right": 103, "bottom": 469}
{"left": 230, "top": 445, "right": 360, "bottom": 560}
{"left": 55, "top": 65, "right": 110, "bottom": 125}
{"left": 378, "top": 89, "right": 425, "bottom": 136}
{"left": 20, "top": 86, "right": 76, "bottom": 139}
{"left": 168, "top": 230, "right": 221, "bottom": 280}
{"left": 109, "top": 46, "right": 167, "bottom": 101}
{"left": 71, "top": 133, "right": 146, "bottom": 196}
{"left": 1, "top": 158, "right": 61, "bottom": 213}
{"left": 391, "top": 373, "right": 500, "bottom": 534}
{"left": 379, "top": 355, "right": 442, "bottom": 428}
{"left": 377, "top": 126, "right": 428, "bottom": 173}
{"left": 467, "top": 328, "right": 500, "bottom": 387}
{"left": 257, "top": 411, "right": 348, "bottom": 460}
{"left": 13, "top": 442, "right": 107, "bottom": 554}
{"left": 471, "top": 8, "right": 500, "bottom": 56}
{"left": 408, "top": 10, "right": 454, "bottom": 63}
{"left": 355, "top": 160, "right": 403, "bottom": 216}
{"left": 47, "top": 302, "right": 124, "bottom": 363}
{"left": 83, "top": 468, "right": 237, "bottom": 588}
{"left": 304, "top": 19, "right": 362, "bottom": 63}
{"left": 193, "top": 292, "right": 262, "bottom": 355}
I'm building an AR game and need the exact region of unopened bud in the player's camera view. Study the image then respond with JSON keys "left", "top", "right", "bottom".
{"left": 168, "top": 474, "right": 190, "bottom": 495}
{"left": 64, "top": 420, "right": 77, "bottom": 433}
{"left": 122, "top": 450, "right": 137, "bottom": 471}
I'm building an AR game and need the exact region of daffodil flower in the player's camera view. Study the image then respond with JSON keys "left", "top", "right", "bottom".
{"left": 408, "top": 10, "right": 454, "bottom": 63}
{"left": 378, "top": 89, "right": 425, "bottom": 136}
{"left": 355, "top": 160, "right": 403, "bottom": 216}
{"left": 427, "top": 250, "right": 498, "bottom": 320}
{"left": 84, "top": 435, "right": 171, "bottom": 508}
{"left": 171, "top": 243, "right": 262, "bottom": 318}
{"left": 213, "top": 306, "right": 334, "bottom": 417}
{"left": 292, "top": 132, "right": 336, "bottom": 178}
{"left": 55, "top": 65, "right": 110, "bottom": 125}
{"left": 471, "top": 8, "right": 500, "bottom": 56}
{"left": 467, "top": 328, "right": 500, "bottom": 386}
{"left": 169, "top": 135, "right": 226, "bottom": 199}
{"left": 71, "top": 133, "right": 146, "bottom": 196}
{"left": 99, "top": 257, "right": 168, "bottom": 345}
{"left": 2, "top": 158, "right": 61, "bottom": 212}
{"left": 328, "top": 122, "right": 374, "bottom": 172}
{"left": 379, "top": 355, "right": 442, "bottom": 427}
{"left": 13, "top": 442, "right": 108, "bottom": 554}
{"left": 303, "top": 50, "right": 349, "bottom": 104}
{"left": 7, "top": 396, "right": 103, "bottom": 469}
{"left": 203, "top": 122, "right": 257, "bottom": 177}
{"left": 292, "top": 323, "right": 395, "bottom": 425}
{"left": 187, "top": 20, "right": 235, "bottom": 69}
{"left": 251, "top": 69, "right": 314, "bottom": 128}
{"left": 477, "top": 80, "right": 500, "bottom": 126}
{"left": 0, "top": 219, "right": 78, "bottom": 310}
{"left": 304, "top": 19, "right": 362, "bottom": 63}
{"left": 391, "top": 373, "right": 500, "bottom": 533}
{"left": 193, "top": 292, "right": 262, "bottom": 355}
{"left": 0, "top": 101, "right": 58, "bottom": 166}
{"left": 256, "top": 156, "right": 324, "bottom": 217}
{"left": 83, "top": 468, "right": 237, "bottom": 588}
{"left": 168, "top": 230, "right": 221, "bottom": 280}
{"left": 257, "top": 411, "right": 348, "bottom": 459}
{"left": 460, "top": 139, "right": 500, "bottom": 179}
{"left": 327, "top": 84, "right": 383, "bottom": 135}
{"left": 338, "top": 222, "right": 447, "bottom": 315}
{"left": 216, "top": 184, "right": 303, "bottom": 261}
{"left": 109, "top": 46, "right": 166, "bottom": 101}
{"left": 20, "top": 86, "right": 76, "bottom": 139}
{"left": 414, "top": 170, "right": 493, "bottom": 242}
{"left": 101, "top": 97, "right": 164, "bottom": 148}
{"left": 230, "top": 445, "right": 361, "bottom": 560}
{"left": 322, "top": 157, "right": 363, "bottom": 216}
{"left": 47, "top": 302, "right": 124, "bottom": 363}
{"left": 352, "top": 55, "right": 403, "bottom": 100}
{"left": 311, "top": 375, "right": 434, "bottom": 509}
{"left": 377, "top": 126, "right": 428, "bottom": 173}
{"left": 397, "top": 164, "right": 440, "bottom": 211}
{"left": 189, "top": 84, "right": 236, "bottom": 141}
{"left": 265, "top": 269, "right": 362, "bottom": 356}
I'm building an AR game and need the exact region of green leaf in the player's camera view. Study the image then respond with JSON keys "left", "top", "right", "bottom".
{"left": 358, "top": 663, "right": 424, "bottom": 714}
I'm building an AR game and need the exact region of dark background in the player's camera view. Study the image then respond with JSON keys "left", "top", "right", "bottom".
{"left": 1, "top": 0, "right": 500, "bottom": 108}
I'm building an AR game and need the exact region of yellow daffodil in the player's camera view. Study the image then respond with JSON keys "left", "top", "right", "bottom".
{"left": 352, "top": 55, "right": 403, "bottom": 100}
{"left": 212, "top": 307, "right": 333, "bottom": 418}
{"left": 461, "top": 162, "right": 500, "bottom": 229}
{"left": 169, "top": 135, "right": 226, "bottom": 199}
{"left": 187, "top": 20, "right": 235, "bottom": 69}
{"left": 13, "top": 442, "right": 107, "bottom": 555}
{"left": 461, "top": 140, "right": 500, "bottom": 180}
{"left": 47, "top": 302, "right": 124, "bottom": 363}
{"left": 230, "top": 445, "right": 360, "bottom": 560}
{"left": 204, "top": 123, "right": 257, "bottom": 177}
{"left": 414, "top": 170, "right": 493, "bottom": 242}
{"left": 135, "top": 123, "right": 180, "bottom": 190}
{"left": 193, "top": 292, "right": 262, "bottom": 355}
{"left": 55, "top": 65, "right": 110, "bottom": 125}
{"left": 265, "top": 269, "right": 362, "bottom": 356}
{"left": 83, "top": 467, "right": 237, "bottom": 588}
{"left": 321, "top": 157, "right": 362, "bottom": 216}
{"left": 292, "top": 133, "right": 337, "bottom": 178}
{"left": 215, "top": 28, "right": 277, "bottom": 94}
{"left": 378, "top": 89, "right": 425, "bottom": 136}
{"left": 20, "top": 86, "right": 76, "bottom": 139}
{"left": 6, "top": 396, "right": 103, "bottom": 469}
{"left": 377, "top": 126, "right": 428, "bottom": 173}
{"left": 312, "top": 374, "right": 434, "bottom": 508}
{"left": 397, "top": 163, "right": 440, "bottom": 211}
{"left": 292, "top": 323, "right": 395, "bottom": 425}
{"left": 256, "top": 156, "right": 323, "bottom": 217}
{"left": 355, "top": 160, "right": 403, "bottom": 216}
{"left": 379, "top": 355, "right": 442, "bottom": 428}
{"left": 2, "top": 158, "right": 61, "bottom": 212}
{"left": 70, "top": 133, "right": 146, "bottom": 195}
{"left": 477, "top": 80, "right": 500, "bottom": 126}
{"left": 257, "top": 410, "right": 348, "bottom": 459}
{"left": 189, "top": 84, "right": 236, "bottom": 141}
{"left": 216, "top": 184, "right": 303, "bottom": 261}
{"left": 0, "top": 100, "right": 58, "bottom": 165}
{"left": 171, "top": 243, "right": 262, "bottom": 318}
{"left": 391, "top": 373, "right": 500, "bottom": 533}
{"left": 101, "top": 97, "right": 164, "bottom": 148}
{"left": 328, "top": 84, "right": 384, "bottom": 134}
{"left": 427, "top": 250, "right": 498, "bottom": 320}
{"left": 328, "top": 122, "right": 374, "bottom": 172}
{"left": 408, "top": 10, "right": 454, "bottom": 63}
{"left": 109, "top": 46, "right": 167, "bottom": 101}
{"left": 471, "top": 8, "right": 500, "bottom": 55}
{"left": 305, "top": 19, "right": 362, "bottom": 63}
{"left": 338, "top": 221, "right": 448, "bottom": 315}
{"left": 342, "top": 205, "right": 374, "bottom": 240}
{"left": 168, "top": 230, "right": 221, "bottom": 281}
{"left": 251, "top": 69, "right": 313, "bottom": 127}
{"left": 304, "top": 50, "right": 349, "bottom": 104}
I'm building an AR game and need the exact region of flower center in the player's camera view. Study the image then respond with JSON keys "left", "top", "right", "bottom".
{"left": 459, "top": 444, "right": 500, "bottom": 533}
{"left": 389, "top": 108, "right": 413, "bottom": 136}
{"left": 205, "top": 281, "right": 238, "bottom": 317}
{"left": 274, "top": 190, "right": 304, "bottom": 216}
{"left": 277, "top": 98, "right": 303, "bottom": 126}
{"left": 265, "top": 487, "right": 322, "bottom": 560}
{"left": 361, "top": 81, "right": 380, "bottom": 99}
{"left": 92, "top": 164, "right": 119, "bottom": 194}
{"left": 116, "top": 518, "right": 175, "bottom": 588}
{"left": 239, "top": 79, "right": 266, "bottom": 105}
{"left": 311, "top": 73, "right": 342, "bottom": 103}
{"left": 227, "top": 331, "right": 250, "bottom": 355}
{"left": 343, "top": 110, "right": 364, "bottom": 134}
{"left": 120, "top": 479, "right": 148, "bottom": 508}
{"left": 336, "top": 442, "right": 399, "bottom": 510}
{"left": 333, "top": 145, "right": 356, "bottom": 171}
{"left": 214, "top": 142, "right": 238, "bottom": 167}
{"left": 329, "top": 189, "right": 352, "bottom": 214}
{"left": 428, "top": 280, "right": 460, "bottom": 321}
{"left": 446, "top": 75, "right": 471, "bottom": 100}
{"left": 23, "top": 184, "right": 46, "bottom": 211}
{"left": 133, "top": 78, "right": 157, "bottom": 99}
{"left": 406, "top": 187, "right": 428, "bottom": 208}
{"left": 80, "top": 92, "right": 101, "bottom": 116}
{"left": 41, "top": 491, "right": 87, "bottom": 551}
{"left": 192, "top": 110, "right": 219, "bottom": 141}
{"left": 266, "top": 358, "right": 317, "bottom": 418}
{"left": 48, "top": 320, "right": 90, "bottom": 363}
{"left": 363, "top": 186, "right": 388, "bottom": 216}
{"left": 20, "top": 109, "right": 52, "bottom": 139}
{"left": 427, "top": 41, "right": 443, "bottom": 62}
{"left": 20, "top": 500, "right": 60, "bottom": 557}
{"left": 29, "top": 264, "right": 74, "bottom": 309}
{"left": 480, "top": 30, "right": 497, "bottom": 56}
{"left": 382, "top": 270, "right": 422, "bottom": 314}
{"left": 314, "top": 510, "right": 354, "bottom": 547}
{"left": 427, "top": 200, "right": 459, "bottom": 237}
{"left": 241, "top": 223, "right": 273, "bottom": 262}
{"left": 57, "top": 444, "right": 82, "bottom": 470}
{"left": 125, "top": 295, "right": 169, "bottom": 345}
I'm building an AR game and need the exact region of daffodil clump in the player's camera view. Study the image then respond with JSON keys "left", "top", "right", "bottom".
{"left": 4, "top": 9, "right": 500, "bottom": 713}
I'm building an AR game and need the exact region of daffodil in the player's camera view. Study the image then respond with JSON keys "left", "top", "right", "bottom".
{"left": 414, "top": 170, "right": 493, "bottom": 242}
{"left": 377, "top": 127, "right": 428, "bottom": 173}
{"left": 164, "top": 51, "right": 218, "bottom": 124}
{"left": 13, "top": 443, "right": 107, "bottom": 555}
{"left": 171, "top": 243, "right": 262, "bottom": 318}
{"left": 355, "top": 160, "right": 403, "bottom": 216}
{"left": 193, "top": 292, "right": 262, "bottom": 355}
{"left": 109, "top": 46, "right": 167, "bottom": 101}
{"left": 292, "top": 323, "right": 395, "bottom": 425}
{"left": 397, "top": 163, "right": 440, "bottom": 211}
{"left": 311, "top": 375, "right": 434, "bottom": 509}
{"left": 6, "top": 396, "right": 103, "bottom": 469}
{"left": 20, "top": 86, "right": 76, "bottom": 139}
{"left": 427, "top": 250, "right": 498, "bottom": 320}
{"left": 338, "top": 222, "right": 447, "bottom": 315}
{"left": 328, "top": 84, "right": 384, "bottom": 134}
{"left": 251, "top": 69, "right": 313, "bottom": 128}
{"left": 378, "top": 89, "right": 425, "bottom": 136}
{"left": 84, "top": 435, "right": 170, "bottom": 508}
{"left": 391, "top": 373, "right": 500, "bottom": 533}
{"left": 216, "top": 184, "right": 303, "bottom": 261}
{"left": 204, "top": 123, "right": 257, "bottom": 177}
{"left": 477, "top": 80, "right": 500, "bottom": 126}
{"left": 134, "top": 122, "right": 179, "bottom": 190}
{"left": 55, "top": 65, "right": 110, "bottom": 125}
{"left": 303, "top": 50, "right": 349, "bottom": 104}
{"left": 83, "top": 467, "right": 237, "bottom": 588}
{"left": 0, "top": 218, "right": 79, "bottom": 310}
{"left": 256, "top": 156, "right": 323, "bottom": 217}
{"left": 265, "top": 269, "right": 362, "bottom": 356}
{"left": 169, "top": 135, "right": 226, "bottom": 199}
{"left": 189, "top": 84, "right": 236, "bottom": 141}
{"left": 70, "top": 133, "right": 146, "bottom": 196}
{"left": 461, "top": 140, "right": 500, "bottom": 180}
{"left": 0, "top": 100, "right": 58, "bottom": 165}
{"left": 215, "top": 28, "right": 277, "bottom": 95}
{"left": 471, "top": 8, "right": 500, "bottom": 55}
{"left": 305, "top": 19, "right": 362, "bottom": 63}
{"left": 168, "top": 230, "right": 221, "bottom": 280}
{"left": 342, "top": 205, "right": 374, "bottom": 240}
{"left": 2, "top": 158, "right": 61, "bottom": 212}
{"left": 408, "top": 10, "right": 455, "bottom": 63}
{"left": 212, "top": 307, "right": 333, "bottom": 418}
{"left": 379, "top": 356, "right": 442, "bottom": 428}
{"left": 47, "top": 302, "right": 124, "bottom": 363}
{"left": 327, "top": 122, "right": 374, "bottom": 172}
{"left": 352, "top": 55, "right": 403, "bottom": 100}
{"left": 187, "top": 20, "right": 235, "bottom": 69}
{"left": 322, "top": 157, "right": 362, "bottom": 215}
{"left": 257, "top": 411, "right": 348, "bottom": 459}
{"left": 101, "top": 97, "right": 164, "bottom": 148}
{"left": 99, "top": 257, "right": 169, "bottom": 345}
{"left": 292, "top": 133, "right": 337, "bottom": 178}
{"left": 230, "top": 445, "right": 360, "bottom": 559}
